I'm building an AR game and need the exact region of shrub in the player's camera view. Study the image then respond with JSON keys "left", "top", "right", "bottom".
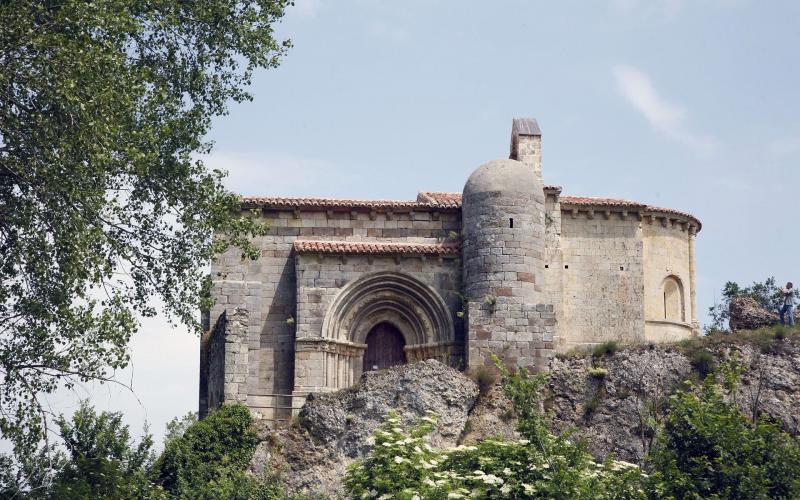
{"left": 648, "top": 377, "right": 800, "bottom": 499}
{"left": 583, "top": 395, "right": 601, "bottom": 418}
{"left": 468, "top": 366, "right": 497, "bottom": 396}
{"left": 689, "top": 349, "right": 716, "bottom": 379}
{"left": 154, "top": 404, "right": 268, "bottom": 499}
{"left": 588, "top": 367, "right": 608, "bottom": 379}
{"left": 592, "top": 341, "right": 619, "bottom": 358}
{"left": 774, "top": 325, "right": 787, "bottom": 340}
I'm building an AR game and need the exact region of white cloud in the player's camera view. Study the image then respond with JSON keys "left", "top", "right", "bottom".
{"left": 202, "top": 151, "right": 352, "bottom": 197}
{"left": 613, "top": 65, "right": 716, "bottom": 155}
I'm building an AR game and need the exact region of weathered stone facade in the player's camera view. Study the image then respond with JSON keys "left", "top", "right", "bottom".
{"left": 199, "top": 118, "right": 702, "bottom": 419}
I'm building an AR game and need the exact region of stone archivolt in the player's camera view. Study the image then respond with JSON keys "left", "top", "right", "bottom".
{"left": 320, "top": 271, "right": 455, "bottom": 350}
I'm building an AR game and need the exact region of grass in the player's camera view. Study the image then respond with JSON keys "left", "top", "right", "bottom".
{"left": 588, "top": 367, "right": 608, "bottom": 380}
{"left": 583, "top": 394, "right": 601, "bottom": 418}
{"left": 592, "top": 341, "right": 619, "bottom": 359}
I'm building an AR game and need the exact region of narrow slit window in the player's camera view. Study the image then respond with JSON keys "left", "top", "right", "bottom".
{"left": 509, "top": 218, "right": 514, "bottom": 228}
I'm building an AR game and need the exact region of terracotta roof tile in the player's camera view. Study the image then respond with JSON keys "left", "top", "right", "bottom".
{"left": 416, "top": 192, "right": 462, "bottom": 204}
{"left": 559, "top": 196, "right": 645, "bottom": 208}
{"left": 242, "top": 196, "right": 460, "bottom": 210}
{"left": 242, "top": 191, "right": 700, "bottom": 229}
{"left": 293, "top": 240, "right": 461, "bottom": 256}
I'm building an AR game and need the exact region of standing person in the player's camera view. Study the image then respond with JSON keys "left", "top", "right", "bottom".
{"left": 780, "top": 282, "right": 795, "bottom": 326}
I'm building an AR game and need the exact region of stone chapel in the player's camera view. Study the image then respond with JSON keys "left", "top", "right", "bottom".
{"left": 199, "top": 118, "right": 702, "bottom": 420}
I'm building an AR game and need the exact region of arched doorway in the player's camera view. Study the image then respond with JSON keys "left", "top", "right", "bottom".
{"left": 363, "top": 322, "right": 407, "bottom": 372}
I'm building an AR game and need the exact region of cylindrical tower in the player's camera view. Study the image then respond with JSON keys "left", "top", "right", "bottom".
{"left": 462, "top": 158, "right": 549, "bottom": 370}
{"left": 462, "top": 159, "right": 545, "bottom": 302}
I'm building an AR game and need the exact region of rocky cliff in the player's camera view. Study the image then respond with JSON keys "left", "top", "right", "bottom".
{"left": 252, "top": 334, "right": 800, "bottom": 497}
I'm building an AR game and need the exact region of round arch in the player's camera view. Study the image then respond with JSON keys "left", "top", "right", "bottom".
{"left": 321, "top": 271, "right": 455, "bottom": 347}
{"left": 661, "top": 275, "right": 686, "bottom": 322}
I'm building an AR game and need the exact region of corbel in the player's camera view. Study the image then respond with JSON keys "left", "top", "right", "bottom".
{"left": 367, "top": 254, "right": 374, "bottom": 265}
{"left": 432, "top": 210, "right": 440, "bottom": 221}
{"left": 292, "top": 208, "right": 300, "bottom": 219}
{"left": 571, "top": 208, "right": 579, "bottom": 219}
{"left": 603, "top": 210, "right": 611, "bottom": 220}
{"left": 340, "top": 255, "right": 347, "bottom": 265}
{"left": 315, "top": 253, "right": 324, "bottom": 263}
{"left": 661, "top": 217, "right": 669, "bottom": 228}
{"left": 649, "top": 215, "right": 657, "bottom": 225}
{"left": 587, "top": 209, "right": 595, "bottom": 220}
{"left": 368, "top": 210, "right": 377, "bottom": 221}
{"left": 326, "top": 209, "right": 334, "bottom": 220}
{"left": 386, "top": 210, "right": 394, "bottom": 220}
{"left": 350, "top": 210, "right": 358, "bottom": 220}
{"left": 393, "top": 254, "right": 402, "bottom": 265}
{"left": 621, "top": 210, "right": 629, "bottom": 221}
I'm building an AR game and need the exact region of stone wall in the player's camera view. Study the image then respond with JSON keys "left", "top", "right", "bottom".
{"left": 642, "top": 218, "right": 698, "bottom": 341}
{"left": 556, "top": 211, "right": 645, "bottom": 349}
{"left": 209, "top": 206, "right": 461, "bottom": 417}
{"left": 293, "top": 253, "right": 463, "bottom": 400}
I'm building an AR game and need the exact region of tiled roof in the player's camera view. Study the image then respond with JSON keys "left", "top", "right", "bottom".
{"left": 559, "top": 196, "right": 645, "bottom": 208}
{"left": 416, "top": 192, "right": 462, "bottom": 204}
{"left": 242, "top": 196, "right": 460, "bottom": 210}
{"left": 293, "top": 240, "right": 461, "bottom": 256}
{"left": 243, "top": 191, "right": 700, "bottom": 229}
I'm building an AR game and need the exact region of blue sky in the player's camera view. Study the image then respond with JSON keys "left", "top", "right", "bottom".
{"left": 41, "top": 0, "right": 800, "bottom": 448}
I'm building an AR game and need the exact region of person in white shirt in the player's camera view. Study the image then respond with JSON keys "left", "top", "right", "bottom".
{"left": 779, "top": 282, "right": 795, "bottom": 327}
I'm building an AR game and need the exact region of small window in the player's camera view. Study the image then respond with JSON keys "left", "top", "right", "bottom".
{"left": 620, "top": 266, "right": 625, "bottom": 271}
{"left": 545, "top": 264, "right": 549, "bottom": 269}
{"left": 564, "top": 265, "right": 569, "bottom": 269}
{"left": 509, "top": 218, "right": 514, "bottom": 228}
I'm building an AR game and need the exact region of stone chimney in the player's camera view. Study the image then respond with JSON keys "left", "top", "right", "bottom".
{"left": 509, "top": 117, "right": 542, "bottom": 181}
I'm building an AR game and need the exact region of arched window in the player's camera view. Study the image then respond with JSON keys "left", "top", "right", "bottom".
{"left": 662, "top": 276, "right": 685, "bottom": 322}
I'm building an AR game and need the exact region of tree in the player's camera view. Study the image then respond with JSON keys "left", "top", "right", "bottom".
{"left": 647, "top": 376, "right": 800, "bottom": 499}
{"left": 47, "top": 401, "right": 162, "bottom": 499}
{"left": 153, "top": 404, "right": 264, "bottom": 499}
{"left": 0, "top": 0, "right": 290, "bottom": 457}
{"left": 163, "top": 412, "right": 197, "bottom": 449}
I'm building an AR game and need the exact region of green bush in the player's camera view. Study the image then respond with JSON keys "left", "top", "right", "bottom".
{"left": 648, "top": 377, "right": 800, "bottom": 499}
{"left": 154, "top": 404, "right": 282, "bottom": 499}
{"left": 588, "top": 367, "right": 608, "bottom": 379}
{"left": 689, "top": 349, "right": 716, "bottom": 379}
{"left": 592, "top": 341, "right": 619, "bottom": 358}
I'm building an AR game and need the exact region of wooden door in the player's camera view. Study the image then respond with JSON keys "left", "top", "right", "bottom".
{"left": 363, "top": 323, "right": 407, "bottom": 372}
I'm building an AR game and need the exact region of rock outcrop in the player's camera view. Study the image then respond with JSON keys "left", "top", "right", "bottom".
{"left": 549, "top": 340, "right": 800, "bottom": 463}
{"left": 252, "top": 360, "right": 479, "bottom": 496}
{"left": 253, "top": 338, "right": 800, "bottom": 496}
{"left": 729, "top": 296, "right": 781, "bottom": 331}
